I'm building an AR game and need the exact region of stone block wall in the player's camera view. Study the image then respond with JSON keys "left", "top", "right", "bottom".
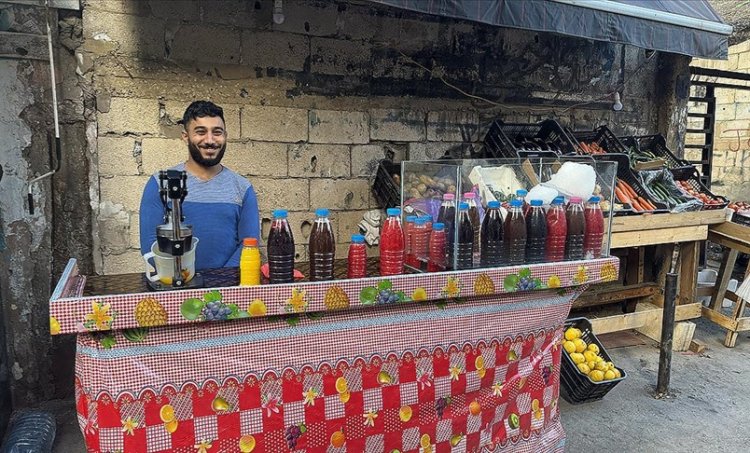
{"left": 77, "top": 0, "right": 666, "bottom": 274}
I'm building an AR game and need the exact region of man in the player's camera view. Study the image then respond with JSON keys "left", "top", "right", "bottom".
{"left": 139, "top": 100, "right": 260, "bottom": 269}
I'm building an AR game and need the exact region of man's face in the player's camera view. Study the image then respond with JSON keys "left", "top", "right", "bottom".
{"left": 183, "top": 115, "right": 227, "bottom": 168}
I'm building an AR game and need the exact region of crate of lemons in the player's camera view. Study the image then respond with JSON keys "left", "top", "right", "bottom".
{"left": 562, "top": 327, "right": 622, "bottom": 382}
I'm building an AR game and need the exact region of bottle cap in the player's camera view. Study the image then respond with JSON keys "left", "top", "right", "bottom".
{"left": 433, "top": 222, "right": 444, "bottom": 230}
{"left": 443, "top": 193, "right": 455, "bottom": 200}
{"left": 351, "top": 234, "right": 365, "bottom": 243}
{"left": 516, "top": 189, "right": 528, "bottom": 197}
{"left": 463, "top": 192, "right": 476, "bottom": 199}
{"left": 406, "top": 215, "right": 417, "bottom": 223}
{"left": 510, "top": 199, "right": 522, "bottom": 207}
{"left": 419, "top": 215, "right": 433, "bottom": 223}
{"left": 315, "top": 208, "right": 330, "bottom": 217}
{"left": 272, "top": 209, "right": 288, "bottom": 218}
{"left": 569, "top": 196, "right": 583, "bottom": 204}
{"left": 487, "top": 200, "right": 500, "bottom": 208}
{"left": 459, "top": 202, "right": 469, "bottom": 210}
{"left": 243, "top": 237, "right": 258, "bottom": 247}
{"left": 386, "top": 207, "right": 401, "bottom": 216}
{"left": 552, "top": 196, "right": 564, "bottom": 204}
{"left": 415, "top": 218, "right": 427, "bottom": 225}
{"left": 530, "top": 199, "right": 543, "bottom": 207}
{"left": 589, "top": 196, "right": 601, "bottom": 203}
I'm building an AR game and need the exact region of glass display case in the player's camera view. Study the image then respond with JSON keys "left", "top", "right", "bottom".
{"left": 400, "top": 157, "right": 617, "bottom": 272}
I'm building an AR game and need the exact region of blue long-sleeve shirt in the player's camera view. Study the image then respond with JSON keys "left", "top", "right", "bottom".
{"left": 139, "top": 163, "right": 260, "bottom": 269}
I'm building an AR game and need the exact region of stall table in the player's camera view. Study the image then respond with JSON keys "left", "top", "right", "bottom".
{"left": 50, "top": 257, "right": 619, "bottom": 452}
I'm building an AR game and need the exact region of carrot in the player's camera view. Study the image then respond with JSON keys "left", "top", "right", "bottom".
{"left": 638, "top": 197, "right": 655, "bottom": 211}
{"left": 631, "top": 199, "right": 644, "bottom": 211}
{"left": 615, "top": 186, "right": 630, "bottom": 204}
{"left": 619, "top": 180, "right": 639, "bottom": 200}
{"left": 580, "top": 143, "right": 590, "bottom": 154}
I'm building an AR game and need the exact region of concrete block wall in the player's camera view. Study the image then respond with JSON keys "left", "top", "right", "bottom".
{"left": 79, "top": 0, "right": 664, "bottom": 274}
{"left": 689, "top": 40, "right": 750, "bottom": 200}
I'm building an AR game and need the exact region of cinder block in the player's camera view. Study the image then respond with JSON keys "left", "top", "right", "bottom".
{"left": 370, "top": 109, "right": 426, "bottom": 142}
{"left": 242, "top": 31, "right": 309, "bottom": 71}
{"left": 82, "top": 9, "right": 164, "bottom": 58}
{"left": 98, "top": 97, "right": 160, "bottom": 135}
{"left": 736, "top": 89, "right": 750, "bottom": 103}
{"left": 99, "top": 176, "right": 150, "bottom": 212}
{"left": 241, "top": 105, "right": 308, "bottom": 143}
{"left": 409, "top": 142, "right": 468, "bottom": 161}
{"left": 735, "top": 103, "right": 750, "bottom": 120}
{"left": 260, "top": 210, "right": 314, "bottom": 245}
{"left": 98, "top": 212, "right": 132, "bottom": 254}
{"left": 715, "top": 103, "right": 737, "bottom": 121}
{"left": 148, "top": 0, "right": 201, "bottom": 22}
{"left": 86, "top": 0, "right": 151, "bottom": 16}
{"left": 271, "top": 0, "right": 338, "bottom": 36}
{"left": 288, "top": 143, "right": 350, "bottom": 178}
{"left": 102, "top": 248, "right": 144, "bottom": 275}
{"left": 351, "top": 143, "right": 407, "bottom": 178}
{"left": 223, "top": 141, "right": 288, "bottom": 177}
{"left": 337, "top": 4, "right": 379, "bottom": 40}
{"left": 170, "top": 25, "right": 240, "bottom": 64}
{"left": 427, "top": 111, "right": 480, "bottom": 142}
{"left": 163, "top": 101, "right": 241, "bottom": 140}
{"left": 200, "top": 0, "right": 263, "bottom": 28}
{"left": 737, "top": 51, "right": 750, "bottom": 70}
{"left": 309, "top": 179, "right": 370, "bottom": 210}
{"left": 140, "top": 138, "right": 185, "bottom": 175}
{"left": 330, "top": 209, "right": 369, "bottom": 242}
{"left": 252, "top": 178, "right": 309, "bottom": 212}
{"left": 98, "top": 136, "right": 140, "bottom": 176}
{"left": 309, "top": 110, "right": 369, "bottom": 144}
{"left": 310, "top": 37, "right": 371, "bottom": 76}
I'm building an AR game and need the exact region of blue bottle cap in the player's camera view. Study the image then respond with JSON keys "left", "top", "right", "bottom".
{"left": 433, "top": 222, "right": 444, "bottom": 230}
{"left": 419, "top": 215, "right": 433, "bottom": 222}
{"left": 510, "top": 199, "right": 522, "bottom": 207}
{"left": 589, "top": 196, "right": 601, "bottom": 203}
{"left": 351, "top": 234, "right": 365, "bottom": 243}
{"left": 459, "top": 202, "right": 469, "bottom": 210}
{"left": 552, "top": 196, "right": 564, "bottom": 204}
{"left": 516, "top": 189, "right": 528, "bottom": 196}
{"left": 487, "top": 200, "right": 500, "bottom": 209}
{"left": 386, "top": 207, "right": 401, "bottom": 216}
{"left": 315, "top": 208, "right": 329, "bottom": 217}
{"left": 530, "top": 199, "right": 543, "bottom": 207}
{"left": 273, "top": 209, "right": 288, "bottom": 218}
{"left": 405, "top": 215, "right": 417, "bottom": 223}
{"left": 415, "top": 218, "right": 427, "bottom": 225}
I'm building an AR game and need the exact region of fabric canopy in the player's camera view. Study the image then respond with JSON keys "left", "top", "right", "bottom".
{"left": 368, "top": 0, "right": 732, "bottom": 59}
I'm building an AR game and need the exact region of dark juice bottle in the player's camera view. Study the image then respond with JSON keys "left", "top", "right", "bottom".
{"left": 546, "top": 197, "right": 567, "bottom": 262}
{"left": 309, "top": 208, "right": 335, "bottom": 281}
{"left": 455, "top": 202, "right": 474, "bottom": 270}
{"left": 526, "top": 200, "right": 548, "bottom": 264}
{"left": 516, "top": 189, "right": 531, "bottom": 217}
{"left": 427, "top": 222, "right": 447, "bottom": 272}
{"left": 463, "top": 192, "right": 481, "bottom": 255}
{"left": 347, "top": 234, "right": 367, "bottom": 279}
{"left": 565, "top": 197, "right": 586, "bottom": 261}
{"left": 380, "top": 207, "right": 405, "bottom": 276}
{"left": 267, "top": 209, "right": 295, "bottom": 283}
{"left": 584, "top": 196, "right": 605, "bottom": 259}
{"left": 437, "top": 193, "right": 456, "bottom": 269}
{"left": 504, "top": 199, "right": 527, "bottom": 265}
{"left": 480, "top": 200, "right": 503, "bottom": 267}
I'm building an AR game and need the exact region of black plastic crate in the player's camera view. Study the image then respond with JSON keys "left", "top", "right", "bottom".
{"left": 372, "top": 159, "right": 401, "bottom": 209}
{"left": 591, "top": 154, "right": 669, "bottom": 215}
{"left": 483, "top": 119, "right": 580, "bottom": 158}
{"left": 731, "top": 211, "right": 750, "bottom": 227}
{"left": 674, "top": 169, "right": 729, "bottom": 211}
{"left": 560, "top": 317, "right": 627, "bottom": 404}
{"left": 619, "top": 134, "right": 694, "bottom": 178}
{"left": 568, "top": 126, "right": 628, "bottom": 155}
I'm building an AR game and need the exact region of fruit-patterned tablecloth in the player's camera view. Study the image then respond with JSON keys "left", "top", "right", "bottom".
{"left": 74, "top": 287, "right": 581, "bottom": 453}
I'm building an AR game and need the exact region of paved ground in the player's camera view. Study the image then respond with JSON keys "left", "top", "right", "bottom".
{"left": 18, "top": 317, "right": 750, "bottom": 452}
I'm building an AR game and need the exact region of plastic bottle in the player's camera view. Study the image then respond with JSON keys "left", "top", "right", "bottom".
{"left": 480, "top": 200, "right": 503, "bottom": 267}
{"left": 427, "top": 222, "right": 447, "bottom": 272}
{"left": 526, "top": 199, "right": 548, "bottom": 264}
{"left": 239, "top": 237, "right": 261, "bottom": 286}
{"left": 546, "top": 196, "right": 567, "bottom": 262}
{"left": 456, "top": 202, "right": 474, "bottom": 270}
{"left": 565, "top": 197, "right": 586, "bottom": 261}
{"left": 380, "top": 207, "right": 405, "bottom": 276}
{"left": 419, "top": 215, "right": 433, "bottom": 231}
{"left": 309, "top": 208, "right": 335, "bottom": 281}
{"left": 404, "top": 215, "right": 417, "bottom": 267}
{"left": 437, "top": 193, "right": 456, "bottom": 269}
{"left": 347, "top": 234, "right": 367, "bottom": 278}
{"left": 463, "top": 192, "right": 481, "bottom": 254}
{"left": 504, "top": 199, "right": 527, "bottom": 265}
{"left": 584, "top": 196, "right": 605, "bottom": 259}
{"left": 516, "top": 189, "right": 531, "bottom": 217}
{"left": 267, "top": 209, "right": 295, "bottom": 284}
{"left": 412, "top": 217, "right": 430, "bottom": 266}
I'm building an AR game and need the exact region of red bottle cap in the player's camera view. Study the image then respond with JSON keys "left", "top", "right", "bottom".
{"left": 243, "top": 237, "right": 258, "bottom": 246}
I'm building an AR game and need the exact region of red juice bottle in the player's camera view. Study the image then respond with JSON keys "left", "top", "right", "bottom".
{"left": 380, "top": 207, "right": 405, "bottom": 276}
{"left": 412, "top": 217, "right": 429, "bottom": 266}
{"left": 456, "top": 202, "right": 474, "bottom": 270}
{"left": 267, "top": 209, "right": 295, "bottom": 284}
{"left": 480, "top": 200, "right": 503, "bottom": 267}
{"left": 463, "top": 192, "right": 481, "bottom": 255}
{"left": 504, "top": 199, "right": 527, "bottom": 265}
{"left": 526, "top": 200, "right": 548, "bottom": 264}
{"left": 516, "top": 189, "right": 531, "bottom": 217}
{"left": 437, "top": 193, "right": 456, "bottom": 269}
{"left": 546, "top": 196, "right": 567, "bottom": 262}
{"left": 584, "top": 196, "right": 605, "bottom": 259}
{"left": 309, "top": 208, "right": 335, "bottom": 281}
{"left": 347, "top": 234, "right": 367, "bottom": 278}
{"left": 404, "top": 215, "right": 417, "bottom": 267}
{"left": 427, "top": 222, "right": 447, "bottom": 272}
{"left": 565, "top": 197, "right": 586, "bottom": 261}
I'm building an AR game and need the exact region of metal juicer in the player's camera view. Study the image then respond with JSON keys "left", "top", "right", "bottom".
{"left": 148, "top": 170, "right": 204, "bottom": 291}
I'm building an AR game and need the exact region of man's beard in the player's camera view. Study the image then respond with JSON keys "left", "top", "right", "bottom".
{"left": 188, "top": 140, "right": 226, "bottom": 168}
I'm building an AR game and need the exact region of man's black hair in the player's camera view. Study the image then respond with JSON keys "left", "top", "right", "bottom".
{"left": 180, "top": 100, "right": 225, "bottom": 127}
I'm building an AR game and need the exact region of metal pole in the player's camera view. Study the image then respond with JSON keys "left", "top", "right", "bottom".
{"left": 656, "top": 245, "right": 680, "bottom": 396}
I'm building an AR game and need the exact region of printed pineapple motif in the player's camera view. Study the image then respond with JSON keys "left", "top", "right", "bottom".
{"left": 134, "top": 297, "right": 168, "bottom": 327}
{"left": 324, "top": 286, "right": 350, "bottom": 310}
{"left": 474, "top": 274, "right": 495, "bottom": 295}
{"left": 599, "top": 263, "right": 617, "bottom": 282}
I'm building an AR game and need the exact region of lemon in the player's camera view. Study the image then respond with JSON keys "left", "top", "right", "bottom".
{"left": 570, "top": 352, "right": 585, "bottom": 364}
{"left": 573, "top": 338, "right": 587, "bottom": 353}
{"left": 50, "top": 317, "right": 61, "bottom": 335}
{"left": 475, "top": 356, "right": 485, "bottom": 370}
{"left": 606, "top": 361, "right": 615, "bottom": 371}
{"left": 339, "top": 391, "right": 351, "bottom": 403}
{"left": 164, "top": 419, "right": 178, "bottom": 434}
{"left": 589, "top": 370, "right": 604, "bottom": 382}
{"left": 239, "top": 435, "right": 256, "bottom": 452}
{"left": 399, "top": 406, "right": 413, "bottom": 422}
{"left": 335, "top": 377, "right": 348, "bottom": 394}
{"left": 420, "top": 434, "right": 431, "bottom": 449}
{"left": 586, "top": 360, "right": 597, "bottom": 370}
{"left": 595, "top": 361, "right": 608, "bottom": 372}
{"left": 604, "top": 369, "right": 616, "bottom": 380}
{"left": 564, "top": 328, "right": 581, "bottom": 341}
{"left": 563, "top": 341, "right": 576, "bottom": 354}
{"left": 587, "top": 344, "right": 600, "bottom": 354}
{"left": 531, "top": 399, "right": 540, "bottom": 411}
{"left": 612, "top": 368, "right": 622, "bottom": 379}
{"left": 583, "top": 351, "right": 598, "bottom": 363}
{"left": 577, "top": 363, "right": 591, "bottom": 375}
{"left": 159, "top": 404, "right": 176, "bottom": 423}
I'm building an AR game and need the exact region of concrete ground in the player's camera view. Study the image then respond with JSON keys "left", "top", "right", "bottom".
{"left": 27, "top": 317, "right": 750, "bottom": 452}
